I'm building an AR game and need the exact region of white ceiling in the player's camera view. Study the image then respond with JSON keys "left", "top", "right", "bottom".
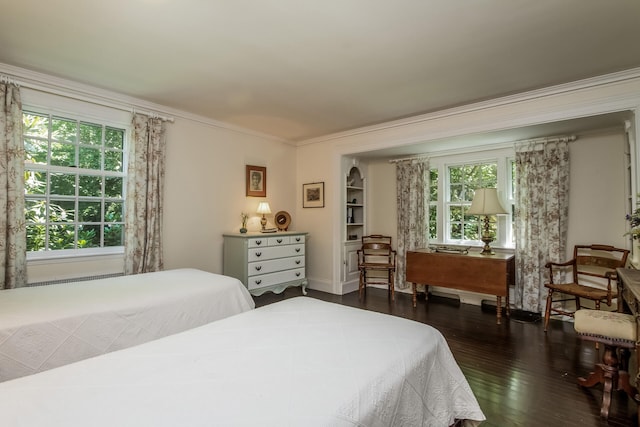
{"left": 1, "top": 0, "right": 640, "bottom": 145}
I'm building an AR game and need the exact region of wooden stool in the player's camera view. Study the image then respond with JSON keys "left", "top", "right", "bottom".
{"left": 574, "top": 309, "right": 639, "bottom": 418}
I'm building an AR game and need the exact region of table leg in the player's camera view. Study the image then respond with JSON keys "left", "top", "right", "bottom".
{"left": 496, "top": 296, "right": 502, "bottom": 324}
{"left": 412, "top": 282, "right": 417, "bottom": 308}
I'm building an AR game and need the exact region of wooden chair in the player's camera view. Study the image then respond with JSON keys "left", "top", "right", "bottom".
{"left": 543, "top": 244, "right": 629, "bottom": 332}
{"left": 358, "top": 235, "right": 396, "bottom": 301}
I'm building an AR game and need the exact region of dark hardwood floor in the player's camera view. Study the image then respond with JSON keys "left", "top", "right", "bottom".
{"left": 254, "top": 288, "right": 638, "bottom": 427}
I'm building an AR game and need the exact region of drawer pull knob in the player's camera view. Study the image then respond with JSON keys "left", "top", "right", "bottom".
{"left": 255, "top": 266, "right": 262, "bottom": 271}
{"left": 256, "top": 252, "right": 262, "bottom": 257}
{"left": 296, "top": 272, "right": 301, "bottom": 277}
{"left": 277, "top": 239, "right": 283, "bottom": 243}
{"left": 295, "top": 260, "right": 301, "bottom": 265}
{"left": 295, "top": 237, "right": 301, "bottom": 242}
{"left": 256, "top": 240, "right": 262, "bottom": 245}
{"left": 255, "top": 279, "right": 262, "bottom": 285}
{"left": 295, "top": 248, "right": 301, "bottom": 253}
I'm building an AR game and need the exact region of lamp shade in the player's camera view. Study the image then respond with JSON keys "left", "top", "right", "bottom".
{"left": 467, "top": 188, "right": 508, "bottom": 215}
{"left": 256, "top": 202, "right": 271, "bottom": 215}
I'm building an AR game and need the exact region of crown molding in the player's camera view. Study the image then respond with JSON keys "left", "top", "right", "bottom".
{"left": 0, "top": 62, "right": 289, "bottom": 144}
{"left": 298, "top": 67, "right": 640, "bottom": 147}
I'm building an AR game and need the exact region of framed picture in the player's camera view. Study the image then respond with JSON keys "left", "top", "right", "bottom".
{"left": 303, "top": 182, "right": 324, "bottom": 208}
{"left": 246, "top": 165, "right": 266, "bottom": 197}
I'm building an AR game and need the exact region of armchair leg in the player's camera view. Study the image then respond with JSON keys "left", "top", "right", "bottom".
{"left": 544, "top": 289, "right": 553, "bottom": 332}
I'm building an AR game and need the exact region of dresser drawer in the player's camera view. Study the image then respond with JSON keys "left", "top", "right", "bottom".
{"left": 267, "top": 236, "right": 290, "bottom": 246}
{"left": 249, "top": 244, "right": 305, "bottom": 261}
{"left": 247, "top": 268, "right": 306, "bottom": 290}
{"left": 248, "top": 238, "right": 269, "bottom": 248}
{"left": 248, "top": 256, "right": 305, "bottom": 277}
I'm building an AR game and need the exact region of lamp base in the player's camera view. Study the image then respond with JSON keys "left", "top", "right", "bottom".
{"left": 479, "top": 235, "right": 495, "bottom": 255}
{"left": 479, "top": 244, "right": 495, "bottom": 255}
{"left": 260, "top": 216, "right": 267, "bottom": 231}
{"left": 479, "top": 216, "right": 495, "bottom": 255}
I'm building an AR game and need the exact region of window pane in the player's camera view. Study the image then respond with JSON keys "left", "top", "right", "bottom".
{"left": 79, "top": 122, "right": 102, "bottom": 145}
{"left": 105, "top": 127, "right": 124, "bottom": 149}
{"left": 449, "top": 166, "right": 462, "bottom": 183}
{"left": 25, "top": 171, "right": 47, "bottom": 195}
{"left": 105, "top": 177, "right": 123, "bottom": 197}
{"left": 450, "top": 184, "right": 463, "bottom": 202}
{"left": 450, "top": 222, "right": 462, "bottom": 239}
{"left": 105, "top": 201, "right": 123, "bottom": 222}
{"left": 450, "top": 205, "right": 463, "bottom": 222}
{"left": 50, "top": 142, "right": 76, "bottom": 167}
{"left": 24, "top": 137, "right": 48, "bottom": 164}
{"left": 79, "top": 175, "right": 102, "bottom": 197}
{"left": 26, "top": 224, "right": 46, "bottom": 251}
{"left": 48, "top": 224, "right": 76, "bottom": 250}
{"left": 78, "top": 225, "right": 100, "bottom": 248}
{"left": 464, "top": 185, "right": 478, "bottom": 202}
{"left": 464, "top": 223, "right": 479, "bottom": 240}
{"left": 51, "top": 118, "right": 77, "bottom": 142}
{"left": 428, "top": 205, "right": 437, "bottom": 239}
{"left": 104, "top": 224, "right": 124, "bottom": 246}
{"left": 23, "top": 113, "right": 49, "bottom": 138}
{"left": 105, "top": 150, "right": 123, "bottom": 172}
{"left": 78, "top": 201, "right": 102, "bottom": 222}
{"left": 50, "top": 173, "right": 76, "bottom": 196}
{"left": 49, "top": 200, "right": 75, "bottom": 222}
{"left": 25, "top": 199, "right": 46, "bottom": 223}
{"left": 429, "top": 169, "right": 438, "bottom": 201}
{"left": 79, "top": 146, "right": 102, "bottom": 169}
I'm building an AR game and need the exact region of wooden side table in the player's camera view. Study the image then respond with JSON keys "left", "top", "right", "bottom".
{"left": 406, "top": 249, "right": 515, "bottom": 324}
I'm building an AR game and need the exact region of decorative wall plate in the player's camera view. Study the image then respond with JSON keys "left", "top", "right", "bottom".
{"left": 274, "top": 211, "right": 291, "bottom": 231}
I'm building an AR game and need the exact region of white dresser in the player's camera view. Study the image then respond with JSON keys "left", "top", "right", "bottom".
{"left": 223, "top": 231, "right": 308, "bottom": 296}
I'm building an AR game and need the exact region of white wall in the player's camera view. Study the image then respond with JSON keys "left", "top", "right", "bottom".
{"left": 162, "top": 118, "right": 298, "bottom": 274}
{"left": 294, "top": 141, "right": 336, "bottom": 292}
{"left": 565, "top": 130, "right": 628, "bottom": 256}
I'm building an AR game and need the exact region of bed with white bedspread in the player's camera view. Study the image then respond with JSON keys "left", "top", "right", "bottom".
{"left": 0, "top": 297, "right": 484, "bottom": 426}
{"left": 0, "top": 268, "right": 254, "bottom": 382}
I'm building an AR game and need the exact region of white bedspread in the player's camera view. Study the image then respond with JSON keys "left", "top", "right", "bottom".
{"left": 0, "top": 268, "right": 254, "bottom": 382}
{"left": 0, "top": 297, "right": 484, "bottom": 427}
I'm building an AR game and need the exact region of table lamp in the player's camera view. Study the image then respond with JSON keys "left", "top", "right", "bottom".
{"left": 467, "top": 188, "right": 508, "bottom": 255}
{"left": 256, "top": 202, "right": 271, "bottom": 231}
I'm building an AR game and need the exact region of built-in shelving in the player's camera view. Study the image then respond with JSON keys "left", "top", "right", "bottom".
{"left": 345, "top": 166, "right": 365, "bottom": 242}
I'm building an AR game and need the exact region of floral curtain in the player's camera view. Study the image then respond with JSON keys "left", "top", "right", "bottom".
{"left": 0, "top": 82, "right": 27, "bottom": 289}
{"left": 514, "top": 140, "right": 570, "bottom": 313}
{"left": 395, "top": 158, "right": 429, "bottom": 289}
{"left": 124, "top": 114, "right": 166, "bottom": 275}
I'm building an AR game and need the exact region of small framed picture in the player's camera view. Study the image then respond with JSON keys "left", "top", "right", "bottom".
{"left": 303, "top": 182, "right": 324, "bottom": 208}
{"left": 246, "top": 165, "right": 266, "bottom": 197}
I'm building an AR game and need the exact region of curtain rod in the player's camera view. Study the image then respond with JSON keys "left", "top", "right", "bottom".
{"left": 131, "top": 108, "right": 174, "bottom": 123}
{"left": 1, "top": 73, "right": 174, "bottom": 123}
{"left": 0, "top": 74, "right": 18, "bottom": 85}
{"left": 388, "top": 155, "right": 429, "bottom": 164}
{"left": 514, "top": 135, "right": 577, "bottom": 152}
{"left": 514, "top": 135, "right": 577, "bottom": 145}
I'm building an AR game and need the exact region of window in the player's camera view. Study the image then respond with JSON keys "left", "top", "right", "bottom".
{"left": 446, "top": 162, "right": 498, "bottom": 242}
{"left": 23, "top": 111, "right": 126, "bottom": 254}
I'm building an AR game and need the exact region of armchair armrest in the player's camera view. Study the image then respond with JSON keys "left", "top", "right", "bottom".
{"left": 545, "top": 259, "right": 576, "bottom": 269}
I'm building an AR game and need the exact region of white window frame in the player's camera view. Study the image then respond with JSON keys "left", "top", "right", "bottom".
{"left": 23, "top": 107, "right": 130, "bottom": 260}
{"left": 428, "top": 147, "right": 515, "bottom": 249}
